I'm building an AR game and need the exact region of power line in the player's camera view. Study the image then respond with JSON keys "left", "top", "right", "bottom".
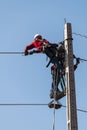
{"left": 0, "top": 52, "right": 24, "bottom": 54}
{"left": 73, "top": 32, "right": 87, "bottom": 39}
{"left": 62, "top": 105, "right": 87, "bottom": 113}
{"left": 77, "top": 108, "right": 87, "bottom": 113}
{"left": 0, "top": 103, "right": 87, "bottom": 113}
{"left": 0, "top": 51, "right": 87, "bottom": 62}
{"left": 0, "top": 103, "right": 48, "bottom": 106}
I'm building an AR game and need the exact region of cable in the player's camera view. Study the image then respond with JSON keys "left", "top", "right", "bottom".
{"left": 0, "top": 52, "right": 24, "bottom": 54}
{"left": 0, "top": 103, "right": 48, "bottom": 106}
{"left": 0, "top": 103, "right": 87, "bottom": 113}
{"left": 77, "top": 108, "right": 87, "bottom": 113}
{"left": 73, "top": 32, "right": 87, "bottom": 39}
{"left": 62, "top": 105, "right": 87, "bottom": 113}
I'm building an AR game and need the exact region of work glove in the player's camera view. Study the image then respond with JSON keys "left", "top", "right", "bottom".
{"left": 24, "top": 50, "right": 28, "bottom": 56}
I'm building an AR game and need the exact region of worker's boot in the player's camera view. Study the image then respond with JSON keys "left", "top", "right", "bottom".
{"left": 48, "top": 101, "right": 62, "bottom": 109}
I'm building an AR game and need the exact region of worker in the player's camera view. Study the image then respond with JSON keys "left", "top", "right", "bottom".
{"left": 24, "top": 34, "right": 58, "bottom": 54}
{"left": 24, "top": 34, "right": 49, "bottom": 55}
{"left": 24, "top": 34, "right": 65, "bottom": 100}
{"left": 24, "top": 34, "right": 60, "bottom": 65}
{"left": 24, "top": 34, "right": 80, "bottom": 101}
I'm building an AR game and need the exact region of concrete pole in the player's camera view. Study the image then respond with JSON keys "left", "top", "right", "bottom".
{"left": 64, "top": 23, "right": 78, "bottom": 130}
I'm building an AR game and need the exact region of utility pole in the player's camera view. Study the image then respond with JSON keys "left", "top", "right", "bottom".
{"left": 64, "top": 23, "right": 78, "bottom": 130}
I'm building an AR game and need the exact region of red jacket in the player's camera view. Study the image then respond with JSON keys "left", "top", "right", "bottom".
{"left": 25, "top": 39, "right": 49, "bottom": 52}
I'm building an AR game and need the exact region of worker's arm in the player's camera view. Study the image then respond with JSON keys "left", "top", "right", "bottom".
{"left": 24, "top": 42, "right": 35, "bottom": 55}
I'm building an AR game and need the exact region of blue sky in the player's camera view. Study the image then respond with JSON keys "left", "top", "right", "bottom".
{"left": 0, "top": 0, "right": 87, "bottom": 130}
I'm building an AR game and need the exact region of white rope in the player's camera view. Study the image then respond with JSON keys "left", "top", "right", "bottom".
{"left": 52, "top": 67, "right": 59, "bottom": 130}
{"left": 52, "top": 101, "right": 56, "bottom": 130}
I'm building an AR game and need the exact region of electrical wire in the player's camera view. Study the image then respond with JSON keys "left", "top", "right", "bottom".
{"left": 62, "top": 105, "right": 87, "bottom": 113}
{"left": 73, "top": 32, "right": 87, "bottom": 39}
{"left": 0, "top": 103, "right": 86, "bottom": 113}
{"left": 0, "top": 52, "right": 24, "bottom": 54}
{"left": 0, "top": 51, "right": 87, "bottom": 63}
{"left": 0, "top": 103, "right": 48, "bottom": 106}
{"left": 77, "top": 108, "right": 87, "bottom": 113}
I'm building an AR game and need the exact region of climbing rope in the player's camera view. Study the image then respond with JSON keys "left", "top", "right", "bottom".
{"left": 52, "top": 66, "right": 59, "bottom": 130}
{"left": 52, "top": 102, "right": 56, "bottom": 130}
